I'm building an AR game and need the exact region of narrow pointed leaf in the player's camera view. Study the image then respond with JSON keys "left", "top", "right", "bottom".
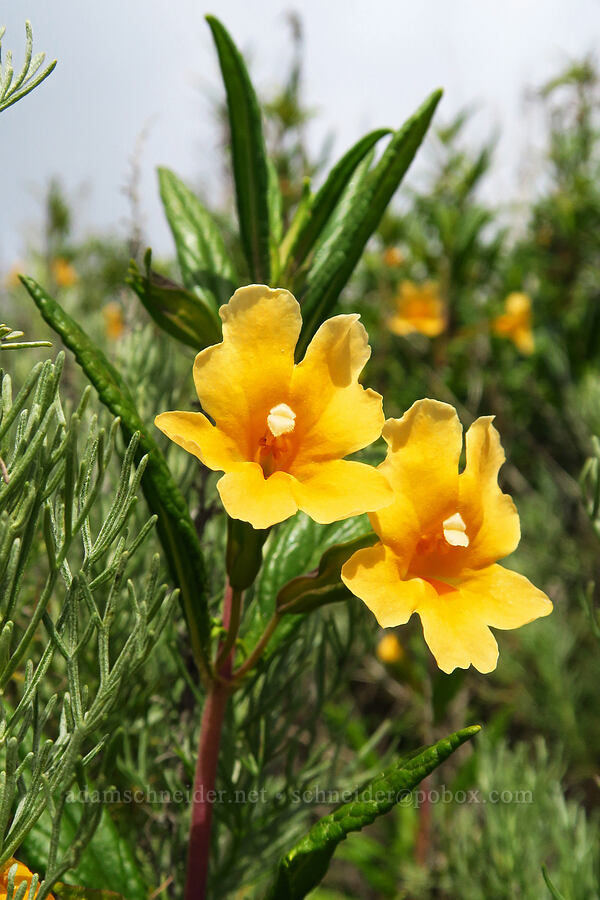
{"left": 20, "top": 276, "right": 211, "bottom": 679}
{"left": 298, "top": 89, "right": 443, "bottom": 352}
{"left": 244, "top": 513, "right": 371, "bottom": 657}
{"left": 283, "top": 128, "right": 391, "bottom": 276}
{"left": 277, "top": 532, "right": 378, "bottom": 615}
{"left": 157, "top": 166, "right": 236, "bottom": 305}
{"left": 267, "top": 159, "right": 284, "bottom": 280}
{"left": 206, "top": 15, "right": 271, "bottom": 282}
{"left": 265, "top": 726, "right": 480, "bottom": 900}
{"left": 126, "top": 252, "right": 221, "bottom": 350}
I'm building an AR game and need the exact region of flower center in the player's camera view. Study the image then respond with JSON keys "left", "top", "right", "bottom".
{"left": 257, "top": 403, "right": 296, "bottom": 476}
{"left": 266, "top": 403, "right": 296, "bottom": 437}
{"left": 442, "top": 512, "right": 469, "bottom": 548}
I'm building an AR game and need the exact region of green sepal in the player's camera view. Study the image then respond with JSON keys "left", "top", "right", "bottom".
{"left": 157, "top": 166, "right": 236, "bottom": 305}
{"left": 20, "top": 276, "right": 212, "bottom": 680}
{"left": 226, "top": 517, "right": 270, "bottom": 591}
{"left": 298, "top": 89, "right": 443, "bottom": 352}
{"left": 206, "top": 15, "right": 271, "bottom": 283}
{"left": 277, "top": 532, "right": 378, "bottom": 615}
{"left": 265, "top": 725, "right": 480, "bottom": 900}
{"left": 282, "top": 128, "right": 391, "bottom": 278}
{"left": 126, "top": 250, "right": 222, "bottom": 350}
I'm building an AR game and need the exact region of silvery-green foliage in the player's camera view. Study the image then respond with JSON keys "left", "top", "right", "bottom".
{"left": 0, "top": 354, "right": 175, "bottom": 897}
{"left": 0, "top": 22, "right": 56, "bottom": 114}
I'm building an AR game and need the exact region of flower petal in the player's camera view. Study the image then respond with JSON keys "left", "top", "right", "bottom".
{"left": 292, "top": 459, "right": 393, "bottom": 524}
{"left": 372, "top": 399, "right": 463, "bottom": 553}
{"left": 154, "top": 411, "right": 243, "bottom": 471}
{"left": 459, "top": 564, "right": 553, "bottom": 629}
{"left": 193, "top": 285, "right": 301, "bottom": 454}
{"left": 459, "top": 416, "right": 521, "bottom": 567}
{"left": 342, "top": 542, "right": 435, "bottom": 628}
{"left": 290, "top": 314, "right": 385, "bottom": 462}
{"left": 217, "top": 463, "right": 298, "bottom": 529}
{"left": 417, "top": 587, "right": 500, "bottom": 674}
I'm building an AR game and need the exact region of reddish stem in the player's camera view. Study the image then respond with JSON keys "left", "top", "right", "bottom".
{"left": 184, "top": 581, "right": 235, "bottom": 900}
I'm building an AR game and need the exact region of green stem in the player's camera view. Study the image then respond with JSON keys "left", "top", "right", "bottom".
{"left": 231, "top": 611, "right": 282, "bottom": 686}
{"left": 214, "top": 588, "right": 243, "bottom": 672}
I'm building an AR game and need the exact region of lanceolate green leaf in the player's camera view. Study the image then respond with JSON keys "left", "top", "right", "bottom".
{"left": 282, "top": 128, "right": 391, "bottom": 278}
{"left": 20, "top": 276, "right": 212, "bottom": 680}
{"left": 298, "top": 89, "right": 443, "bottom": 353}
{"left": 127, "top": 252, "right": 222, "bottom": 350}
{"left": 157, "top": 166, "right": 236, "bottom": 305}
{"left": 265, "top": 726, "right": 480, "bottom": 900}
{"left": 206, "top": 15, "right": 271, "bottom": 282}
{"left": 276, "top": 532, "right": 378, "bottom": 615}
{"left": 244, "top": 513, "right": 371, "bottom": 657}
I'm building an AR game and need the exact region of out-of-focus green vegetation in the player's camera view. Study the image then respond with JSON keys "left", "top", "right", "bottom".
{"left": 2, "top": 15, "right": 600, "bottom": 897}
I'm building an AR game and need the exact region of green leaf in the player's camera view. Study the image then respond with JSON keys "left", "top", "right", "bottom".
{"left": 541, "top": 865, "right": 568, "bottom": 900}
{"left": 298, "top": 89, "right": 443, "bottom": 353}
{"left": 267, "top": 159, "right": 284, "bottom": 264}
{"left": 20, "top": 276, "right": 212, "bottom": 679}
{"left": 243, "top": 513, "right": 371, "bottom": 656}
{"left": 157, "top": 166, "right": 236, "bottom": 305}
{"left": 282, "top": 128, "right": 391, "bottom": 278}
{"left": 265, "top": 726, "right": 481, "bottom": 900}
{"left": 23, "top": 805, "right": 146, "bottom": 900}
{"left": 126, "top": 251, "right": 222, "bottom": 350}
{"left": 206, "top": 15, "right": 271, "bottom": 282}
{"left": 276, "top": 532, "right": 378, "bottom": 615}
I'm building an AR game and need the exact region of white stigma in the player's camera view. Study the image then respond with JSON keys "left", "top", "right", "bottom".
{"left": 443, "top": 512, "right": 469, "bottom": 548}
{"left": 267, "top": 403, "right": 296, "bottom": 438}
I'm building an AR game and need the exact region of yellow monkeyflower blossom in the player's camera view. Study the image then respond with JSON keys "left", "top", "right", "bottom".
{"left": 103, "top": 301, "right": 125, "bottom": 339}
{"left": 387, "top": 281, "right": 446, "bottom": 338}
{"left": 492, "top": 292, "right": 534, "bottom": 355}
{"left": 376, "top": 632, "right": 404, "bottom": 664}
{"left": 0, "top": 858, "right": 50, "bottom": 899}
{"left": 383, "top": 246, "right": 404, "bottom": 268}
{"left": 342, "top": 399, "right": 552, "bottom": 674}
{"left": 51, "top": 257, "right": 78, "bottom": 287}
{"left": 155, "top": 285, "right": 393, "bottom": 530}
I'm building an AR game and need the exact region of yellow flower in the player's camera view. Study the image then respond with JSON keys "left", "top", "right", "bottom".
{"left": 376, "top": 632, "right": 404, "bottom": 664}
{"left": 103, "top": 301, "right": 125, "bottom": 339}
{"left": 51, "top": 257, "right": 78, "bottom": 287}
{"left": 383, "top": 247, "right": 404, "bottom": 267}
{"left": 492, "top": 292, "right": 534, "bottom": 355}
{"left": 155, "top": 285, "right": 393, "bottom": 530}
{"left": 387, "top": 281, "right": 446, "bottom": 338}
{"left": 341, "top": 399, "right": 552, "bottom": 674}
{"left": 0, "top": 858, "right": 50, "bottom": 899}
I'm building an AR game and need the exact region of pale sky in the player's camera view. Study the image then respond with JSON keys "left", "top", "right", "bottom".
{"left": 1, "top": 0, "right": 599, "bottom": 269}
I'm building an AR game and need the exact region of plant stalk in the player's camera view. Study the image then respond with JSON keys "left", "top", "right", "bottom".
{"left": 185, "top": 579, "right": 237, "bottom": 900}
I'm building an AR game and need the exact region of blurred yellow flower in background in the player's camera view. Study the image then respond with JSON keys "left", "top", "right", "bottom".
{"left": 103, "top": 301, "right": 125, "bottom": 339}
{"left": 376, "top": 632, "right": 404, "bottom": 664}
{"left": 387, "top": 281, "right": 446, "bottom": 338}
{"left": 342, "top": 399, "right": 552, "bottom": 674}
{"left": 155, "top": 285, "right": 393, "bottom": 529}
{"left": 0, "top": 858, "right": 50, "bottom": 899}
{"left": 51, "top": 257, "right": 78, "bottom": 287}
{"left": 383, "top": 246, "right": 404, "bottom": 267}
{"left": 492, "top": 292, "right": 534, "bottom": 354}
{"left": 4, "top": 263, "right": 24, "bottom": 289}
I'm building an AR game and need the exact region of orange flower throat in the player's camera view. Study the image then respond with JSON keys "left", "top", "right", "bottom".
{"left": 257, "top": 402, "right": 297, "bottom": 476}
